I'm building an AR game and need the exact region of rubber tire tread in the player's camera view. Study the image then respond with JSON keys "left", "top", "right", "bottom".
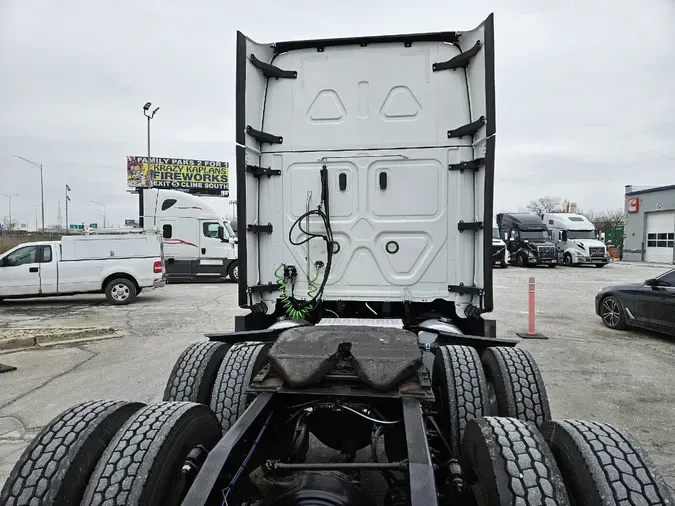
{"left": 0, "top": 400, "right": 144, "bottom": 506}
{"left": 433, "top": 345, "right": 489, "bottom": 457}
{"left": 163, "top": 341, "right": 231, "bottom": 403}
{"left": 461, "top": 417, "right": 571, "bottom": 505}
{"left": 105, "top": 278, "right": 137, "bottom": 305}
{"left": 482, "top": 346, "right": 551, "bottom": 426}
{"left": 210, "top": 342, "right": 267, "bottom": 431}
{"left": 540, "top": 420, "right": 675, "bottom": 506}
{"left": 81, "top": 402, "right": 221, "bottom": 506}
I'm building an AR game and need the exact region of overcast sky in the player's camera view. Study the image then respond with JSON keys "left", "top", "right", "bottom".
{"left": 1, "top": 0, "right": 674, "bottom": 229}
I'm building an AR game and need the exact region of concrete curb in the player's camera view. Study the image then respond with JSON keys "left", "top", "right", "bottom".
{"left": 0, "top": 327, "right": 118, "bottom": 352}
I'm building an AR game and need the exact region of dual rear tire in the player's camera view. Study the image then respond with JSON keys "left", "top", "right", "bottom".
{"left": 432, "top": 344, "right": 673, "bottom": 505}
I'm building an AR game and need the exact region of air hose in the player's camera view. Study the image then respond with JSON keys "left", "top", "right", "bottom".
{"left": 275, "top": 264, "right": 320, "bottom": 320}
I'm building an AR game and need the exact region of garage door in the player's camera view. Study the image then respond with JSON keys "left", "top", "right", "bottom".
{"left": 645, "top": 211, "right": 675, "bottom": 263}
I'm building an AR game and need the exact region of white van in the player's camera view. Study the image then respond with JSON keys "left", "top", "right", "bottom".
{"left": 143, "top": 189, "right": 239, "bottom": 282}
{"left": 542, "top": 213, "right": 609, "bottom": 267}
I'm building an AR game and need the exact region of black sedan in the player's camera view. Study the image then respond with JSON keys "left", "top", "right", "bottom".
{"left": 595, "top": 268, "right": 675, "bottom": 336}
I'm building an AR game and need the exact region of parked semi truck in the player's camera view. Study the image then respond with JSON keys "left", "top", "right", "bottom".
{"left": 497, "top": 212, "right": 558, "bottom": 267}
{"left": 543, "top": 212, "right": 609, "bottom": 267}
{"left": 143, "top": 189, "right": 239, "bottom": 282}
{"left": 4, "top": 14, "right": 672, "bottom": 506}
{"left": 492, "top": 222, "right": 509, "bottom": 268}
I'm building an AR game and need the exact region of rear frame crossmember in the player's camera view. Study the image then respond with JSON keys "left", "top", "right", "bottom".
{"left": 179, "top": 393, "right": 439, "bottom": 506}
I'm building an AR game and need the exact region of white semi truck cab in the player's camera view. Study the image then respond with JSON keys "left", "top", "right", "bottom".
{"left": 492, "top": 225, "right": 509, "bottom": 268}
{"left": 543, "top": 213, "right": 609, "bottom": 267}
{"left": 142, "top": 189, "right": 239, "bottom": 282}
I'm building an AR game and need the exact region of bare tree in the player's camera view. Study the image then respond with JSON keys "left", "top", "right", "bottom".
{"left": 525, "top": 196, "right": 563, "bottom": 217}
{"left": 1, "top": 217, "right": 18, "bottom": 231}
{"left": 597, "top": 209, "right": 625, "bottom": 228}
{"left": 576, "top": 208, "right": 625, "bottom": 230}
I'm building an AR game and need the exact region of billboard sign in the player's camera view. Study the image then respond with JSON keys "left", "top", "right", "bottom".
{"left": 126, "top": 156, "right": 229, "bottom": 195}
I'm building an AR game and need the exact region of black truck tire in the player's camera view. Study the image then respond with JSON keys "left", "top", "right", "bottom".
{"left": 105, "top": 278, "right": 137, "bottom": 305}
{"left": 517, "top": 252, "right": 529, "bottom": 267}
{"left": 432, "top": 345, "right": 489, "bottom": 457}
{"left": 210, "top": 342, "right": 268, "bottom": 431}
{"left": 81, "top": 402, "right": 221, "bottom": 506}
{"left": 481, "top": 346, "right": 551, "bottom": 426}
{"left": 540, "top": 420, "right": 675, "bottom": 506}
{"left": 163, "top": 341, "right": 231, "bottom": 404}
{"left": 461, "top": 417, "right": 571, "bottom": 505}
{"left": 228, "top": 260, "right": 239, "bottom": 282}
{"left": 0, "top": 400, "right": 144, "bottom": 506}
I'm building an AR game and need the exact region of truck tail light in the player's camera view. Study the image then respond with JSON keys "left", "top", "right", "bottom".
{"left": 153, "top": 261, "right": 163, "bottom": 273}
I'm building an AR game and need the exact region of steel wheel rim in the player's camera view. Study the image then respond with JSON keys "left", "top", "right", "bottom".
{"left": 111, "top": 284, "right": 130, "bottom": 301}
{"left": 602, "top": 298, "right": 620, "bottom": 327}
{"left": 233, "top": 265, "right": 238, "bottom": 280}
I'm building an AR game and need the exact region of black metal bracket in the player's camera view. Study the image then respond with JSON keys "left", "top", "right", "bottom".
{"left": 246, "top": 165, "right": 281, "bottom": 178}
{"left": 464, "top": 304, "right": 489, "bottom": 318}
{"left": 447, "top": 116, "right": 485, "bottom": 139}
{"left": 448, "top": 284, "right": 483, "bottom": 296}
{"left": 247, "top": 223, "right": 273, "bottom": 234}
{"left": 432, "top": 41, "right": 482, "bottom": 71}
{"left": 458, "top": 221, "right": 483, "bottom": 232}
{"left": 181, "top": 393, "right": 274, "bottom": 506}
{"left": 248, "top": 283, "right": 280, "bottom": 294}
{"left": 246, "top": 126, "right": 283, "bottom": 144}
{"left": 250, "top": 54, "right": 297, "bottom": 79}
{"left": 448, "top": 158, "right": 485, "bottom": 173}
{"left": 402, "top": 398, "right": 439, "bottom": 506}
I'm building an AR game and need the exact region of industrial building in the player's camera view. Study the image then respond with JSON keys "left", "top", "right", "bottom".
{"left": 623, "top": 184, "right": 675, "bottom": 264}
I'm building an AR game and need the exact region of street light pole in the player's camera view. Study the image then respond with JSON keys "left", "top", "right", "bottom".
{"left": 65, "top": 184, "right": 71, "bottom": 231}
{"left": 13, "top": 155, "right": 44, "bottom": 231}
{"left": 141, "top": 102, "right": 160, "bottom": 229}
{"left": 1, "top": 193, "right": 19, "bottom": 227}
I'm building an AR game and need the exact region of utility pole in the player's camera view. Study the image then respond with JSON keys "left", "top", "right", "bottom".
{"left": 33, "top": 205, "right": 39, "bottom": 231}
{"left": 91, "top": 200, "right": 106, "bottom": 228}
{"left": 13, "top": 156, "right": 44, "bottom": 230}
{"left": 65, "top": 184, "right": 71, "bottom": 231}
{"left": 1, "top": 193, "right": 19, "bottom": 228}
{"left": 141, "top": 102, "right": 160, "bottom": 228}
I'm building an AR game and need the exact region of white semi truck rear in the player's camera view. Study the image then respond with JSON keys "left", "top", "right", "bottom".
{"left": 236, "top": 18, "right": 496, "bottom": 334}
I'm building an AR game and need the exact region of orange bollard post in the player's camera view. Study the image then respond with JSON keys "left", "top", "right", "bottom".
{"left": 517, "top": 276, "right": 548, "bottom": 340}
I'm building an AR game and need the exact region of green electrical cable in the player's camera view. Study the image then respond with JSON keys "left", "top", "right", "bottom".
{"left": 275, "top": 263, "right": 320, "bottom": 320}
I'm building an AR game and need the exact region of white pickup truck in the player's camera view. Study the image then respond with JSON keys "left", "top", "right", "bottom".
{"left": 0, "top": 232, "right": 166, "bottom": 305}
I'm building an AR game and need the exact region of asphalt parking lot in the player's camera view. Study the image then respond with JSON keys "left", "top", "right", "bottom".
{"left": 1, "top": 261, "right": 674, "bottom": 490}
